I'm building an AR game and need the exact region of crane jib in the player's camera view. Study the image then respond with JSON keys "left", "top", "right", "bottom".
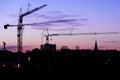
{"left": 20, "top": 4, "right": 47, "bottom": 17}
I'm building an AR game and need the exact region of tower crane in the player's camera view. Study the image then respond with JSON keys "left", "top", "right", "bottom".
{"left": 4, "top": 4, "right": 47, "bottom": 53}
{"left": 42, "top": 32, "right": 119, "bottom": 44}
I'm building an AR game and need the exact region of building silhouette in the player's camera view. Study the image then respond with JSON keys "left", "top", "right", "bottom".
{"left": 41, "top": 43, "right": 56, "bottom": 52}
{"left": 94, "top": 40, "right": 98, "bottom": 51}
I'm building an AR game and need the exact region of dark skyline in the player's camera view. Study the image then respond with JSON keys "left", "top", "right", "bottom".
{"left": 0, "top": 0, "right": 120, "bottom": 52}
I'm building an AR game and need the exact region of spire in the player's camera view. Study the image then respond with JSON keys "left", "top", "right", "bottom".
{"left": 94, "top": 40, "right": 98, "bottom": 51}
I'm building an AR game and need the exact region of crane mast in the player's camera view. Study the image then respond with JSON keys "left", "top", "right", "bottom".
{"left": 18, "top": 13, "right": 23, "bottom": 53}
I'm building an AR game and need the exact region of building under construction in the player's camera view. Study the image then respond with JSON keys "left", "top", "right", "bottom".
{"left": 41, "top": 43, "right": 56, "bottom": 52}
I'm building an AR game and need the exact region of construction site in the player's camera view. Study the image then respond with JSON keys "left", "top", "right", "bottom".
{"left": 0, "top": 2, "right": 120, "bottom": 78}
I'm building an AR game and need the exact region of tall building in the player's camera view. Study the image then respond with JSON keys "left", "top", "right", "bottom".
{"left": 94, "top": 40, "right": 98, "bottom": 51}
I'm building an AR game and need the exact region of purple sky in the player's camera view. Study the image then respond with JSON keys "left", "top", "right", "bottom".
{"left": 0, "top": 0, "right": 120, "bottom": 52}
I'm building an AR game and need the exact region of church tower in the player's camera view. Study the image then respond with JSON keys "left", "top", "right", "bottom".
{"left": 94, "top": 40, "right": 98, "bottom": 51}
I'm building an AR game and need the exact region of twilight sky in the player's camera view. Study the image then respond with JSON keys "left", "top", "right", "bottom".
{"left": 0, "top": 0, "right": 120, "bottom": 52}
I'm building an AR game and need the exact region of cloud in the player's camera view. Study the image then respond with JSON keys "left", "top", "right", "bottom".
{"left": 0, "top": 45, "right": 17, "bottom": 51}
{"left": 8, "top": 10, "right": 86, "bottom": 31}
{"left": 47, "top": 11, "right": 63, "bottom": 14}
{"left": 29, "top": 18, "right": 83, "bottom": 30}
{"left": 36, "top": 14, "right": 52, "bottom": 19}
{"left": 32, "top": 10, "right": 78, "bottom": 20}
{"left": 29, "top": 22, "right": 53, "bottom": 27}
{"left": 6, "top": 46, "right": 17, "bottom": 49}
{"left": 0, "top": 45, "right": 32, "bottom": 51}
{"left": 32, "top": 27, "right": 81, "bottom": 31}
{"left": 102, "top": 40, "right": 119, "bottom": 43}
{"left": 29, "top": 20, "right": 83, "bottom": 31}
{"left": 36, "top": 14, "right": 78, "bottom": 20}
{"left": 99, "top": 46, "right": 106, "bottom": 49}
{"left": 8, "top": 11, "right": 78, "bottom": 21}
{"left": 31, "top": 27, "right": 51, "bottom": 30}
{"left": 8, "top": 14, "right": 18, "bottom": 18}
{"left": 59, "top": 20, "right": 82, "bottom": 26}
{"left": 52, "top": 14, "right": 78, "bottom": 19}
